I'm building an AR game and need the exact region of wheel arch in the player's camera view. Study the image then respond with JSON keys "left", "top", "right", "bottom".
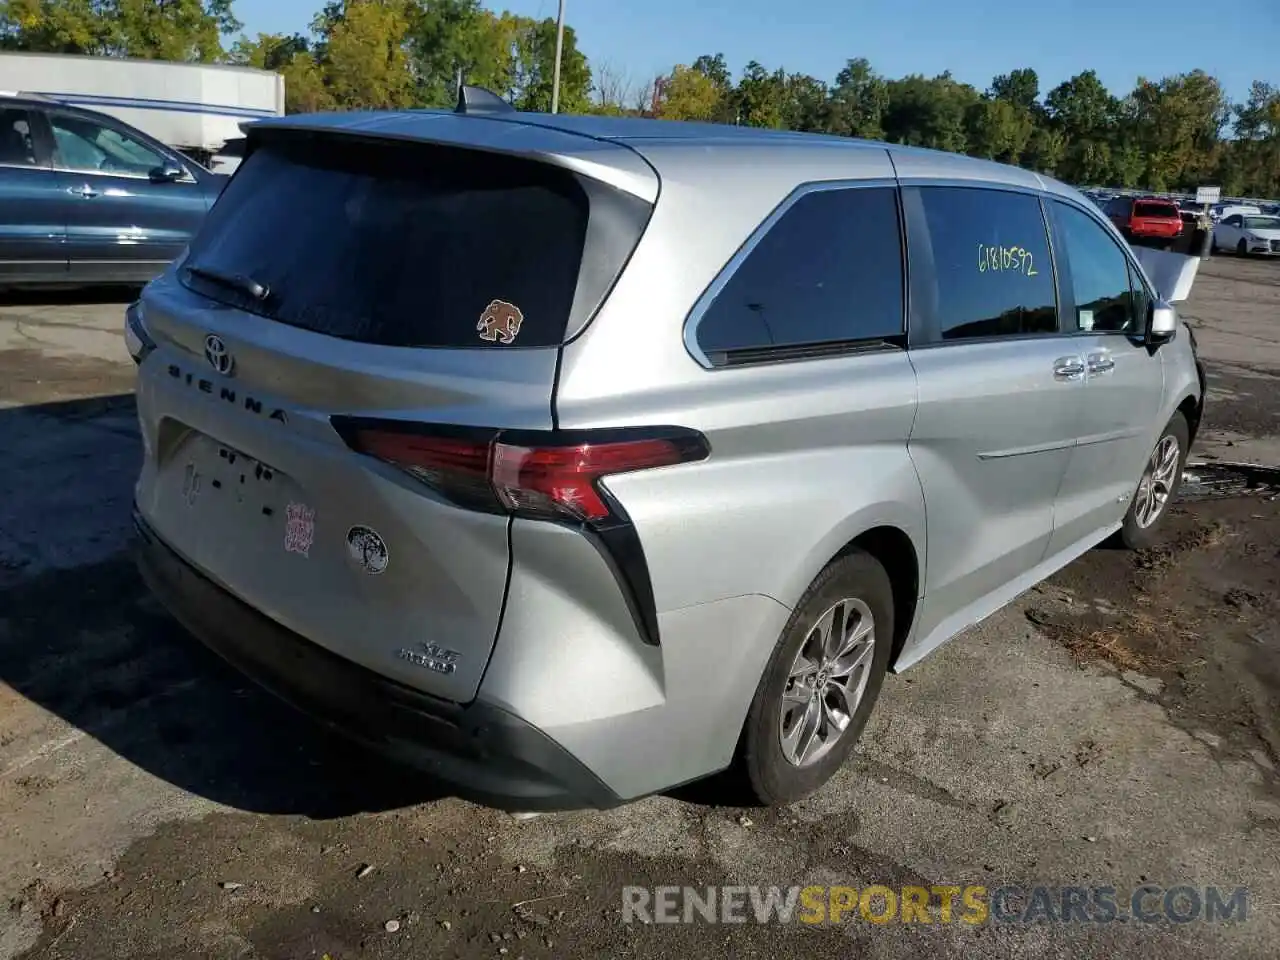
{"left": 836, "top": 526, "right": 921, "bottom": 672}
{"left": 1177, "top": 391, "right": 1202, "bottom": 448}
{"left": 784, "top": 516, "right": 923, "bottom": 675}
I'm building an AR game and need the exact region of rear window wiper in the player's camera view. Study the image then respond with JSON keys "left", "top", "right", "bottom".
{"left": 185, "top": 264, "right": 270, "bottom": 302}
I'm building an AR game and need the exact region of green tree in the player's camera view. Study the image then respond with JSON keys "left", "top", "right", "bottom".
{"left": 735, "top": 60, "right": 788, "bottom": 128}
{"left": 0, "top": 0, "right": 107, "bottom": 52}
{"left": 404, "top": 0, "right": 515, "bottom": 107}
{"left": 318, "top": 0, "right": 415, "bottom": 109}
{"left": 1, "top": 0, "right": 239, "bottom": 60}
{"left": 691, "top": 52, "right": 730, "bottom": 88}
{"left": 504, "top": 14, "right": 589, "bottom": 112}
{"left": 229, "top": 32, "right": 333, "bottom": 113}
{"left": 882, "top": 72, "right": 977, "bottom": 152}
{"left": 965, "top": 97, "right": 1034, "bottom": 164}
{"left": 821, "top": 58, "right": 888, "bottom": 139}
{"left": 782, "top": 72, "right": 826, "bottom": 133}
{"left": 1045, "top": 70, "right": 1121, "bottom": 183}
{"left": 110, "top": 0, "right": 239, "bottom": 61}
{"left": 655, "top": 63, "right": 722, "bottom": 121}
{"left": 230, "top": 31, "right": 308, "bottom": 70}
{"left": 1230, "top": 81, "right": 1280, "bottom": 196}
{"left": 687, "top": 52, "right": 735, "bottom": 122}
{"left": 1023, "top": 125, "right": 1065, "bottom": 175}
{"left": 990, "top": 67, "right": 1040, "bottom": 112}
{"left": 1128, "top": 70, "right": 1229, "bottom": 190}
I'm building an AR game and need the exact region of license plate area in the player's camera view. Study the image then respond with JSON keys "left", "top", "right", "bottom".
{"left": 165, "top": 431, "right": 317, "bottom": 542}
{"left": 179, "top": 439, "right": 293, "bottom": 519}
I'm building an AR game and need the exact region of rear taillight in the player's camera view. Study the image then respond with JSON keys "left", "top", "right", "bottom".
{"left": 124, "top": 300, "right": 156, "bottom": 365}
{"left": 332, "top": 420, "right": 709, "bottom": 525}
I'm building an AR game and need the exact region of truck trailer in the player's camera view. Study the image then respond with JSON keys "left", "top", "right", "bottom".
{"left": 0, "top": 52, "right": 283, "bottom": 165}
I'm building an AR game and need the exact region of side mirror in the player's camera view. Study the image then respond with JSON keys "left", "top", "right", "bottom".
{"left": 149, "top": 164, "right": 184, "bottom": 183}
{"left": 1145, "top": 300, "right": 1177, "bottom": 347}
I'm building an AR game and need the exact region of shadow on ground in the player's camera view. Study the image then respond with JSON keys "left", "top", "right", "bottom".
{"left": 0, "top": 394, "right": 450, "bottom": 819}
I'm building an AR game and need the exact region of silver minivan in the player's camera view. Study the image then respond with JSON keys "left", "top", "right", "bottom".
{"left": 127, "top": 94, "right": 1206, "bottom": 809}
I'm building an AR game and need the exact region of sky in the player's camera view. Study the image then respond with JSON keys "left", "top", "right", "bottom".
{"left": 237, "top": 0, "right": 1279, "bottom": 105}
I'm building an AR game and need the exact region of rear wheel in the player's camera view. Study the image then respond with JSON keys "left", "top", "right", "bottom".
{"left": 740, "top": 550, "right": 894, "bottom": 805}
{"left": 1118, "top": 412, "right": 1189, "bottom": 550}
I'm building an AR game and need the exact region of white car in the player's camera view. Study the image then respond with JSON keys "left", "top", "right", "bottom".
{"left": 1210, "top": 203, "right": 1260, "bottom": 222}
{"left": 1213, "top": 213, "right": 1280, "bottom": 256}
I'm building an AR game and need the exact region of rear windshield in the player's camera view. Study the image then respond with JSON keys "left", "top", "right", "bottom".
{"left": 1134, "top": 202, "right": 1178, "bottom": 218}
{"left": 181, "top": 133, "right": 644, "bottom": 348}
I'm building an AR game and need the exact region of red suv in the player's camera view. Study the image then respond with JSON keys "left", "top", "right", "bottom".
{"left": 1105, "top": 196, "right": 1183, "bottom": 248}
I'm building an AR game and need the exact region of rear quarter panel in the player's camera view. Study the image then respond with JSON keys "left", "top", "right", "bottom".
{"left": 554, "top": 141, "right": 925, "bottom": 614}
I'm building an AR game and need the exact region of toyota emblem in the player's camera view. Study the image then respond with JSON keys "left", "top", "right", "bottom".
{"left": 204, "top": 334, "right": 234, "bottom": 376}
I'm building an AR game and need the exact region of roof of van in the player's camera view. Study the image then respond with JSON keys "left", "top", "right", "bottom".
{"left": 248, "top": 108, "right": 1068, "bottom": 202}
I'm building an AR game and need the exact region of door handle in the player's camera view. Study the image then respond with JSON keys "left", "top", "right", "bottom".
{"left": 68, "top": 184, "right": 99, "bottom": 199}
{"left": 1053, "top": 356, "right": 1085, "bottom": 381}
{"left": 1086, "top": 352, "right": 1116, "bottom": 376}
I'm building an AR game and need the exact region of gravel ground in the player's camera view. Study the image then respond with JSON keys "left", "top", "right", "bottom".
{"left": 1, "top": 256, "right": 1278, "bottom": 960}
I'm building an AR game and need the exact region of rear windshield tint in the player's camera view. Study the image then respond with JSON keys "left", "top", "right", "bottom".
{"left": 1134, "top": 202, "right": 1178, "bottom": 218}
{"left": 182, "top": 134, "right": 621, "bottom": 348}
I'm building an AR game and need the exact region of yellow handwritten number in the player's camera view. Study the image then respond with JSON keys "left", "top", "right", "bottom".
{"left": 976, "top": 243, "right": 1037, "bottom": 277}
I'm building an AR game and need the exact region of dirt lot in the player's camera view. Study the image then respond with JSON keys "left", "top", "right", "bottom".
{"left": 1, "top": 257, "right": 1278, "bottom": 960}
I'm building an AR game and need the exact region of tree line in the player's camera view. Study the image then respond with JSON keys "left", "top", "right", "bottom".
{"left": 3, "top": 0, "right": 1278, "bottom": 197}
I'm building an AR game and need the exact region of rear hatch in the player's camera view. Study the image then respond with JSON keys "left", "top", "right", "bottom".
{"left": 133, "top": 123, "right": 656, "bottom": 702}
{"left": 1131, "top": 201, "right": 1182, "bottom": 238}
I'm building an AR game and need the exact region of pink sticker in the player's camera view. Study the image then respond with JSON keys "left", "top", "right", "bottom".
{"left": 284, "top": 502, "right": 315, "bottom": 557}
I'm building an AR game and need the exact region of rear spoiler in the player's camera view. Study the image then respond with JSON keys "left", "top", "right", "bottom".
{"left": 233, "top": 100, "right": 659, "bottom": 203}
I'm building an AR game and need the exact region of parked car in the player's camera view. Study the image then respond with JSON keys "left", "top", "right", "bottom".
{"left": 1213, "top": 212, "right": 1280, "bottom": 256}
{"left": 1104, "top": 196, "right": 1183, "bottom": 248}
{"left": 128, "top": 95, "right": 1206, "bottom": 810}
{"left": 1210, "top": 202, "right": 1261, "bottom": 222}
{"left": 0, "top": 92, "right": 226, "bottom": 289}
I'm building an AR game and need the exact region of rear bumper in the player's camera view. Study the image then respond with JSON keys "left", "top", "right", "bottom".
{"left": 132, "top": 508, "right": 622, "bottom": 811}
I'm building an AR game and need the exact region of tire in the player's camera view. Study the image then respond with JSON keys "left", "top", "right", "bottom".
{"left": 740, "top": 550, "right": 895, "bottom": 805}
{"left": 1118, "top": 412, "right": 1190, "bottom": 550}
{"left": 1237, "top": 239, "right": 1248, "bottom": 257}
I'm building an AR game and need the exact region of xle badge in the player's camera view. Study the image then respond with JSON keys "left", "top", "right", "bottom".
{"left": 397, "top": 642, "right": 461, "bottom": 675}
{"left": 476, "top": 299, "right": 524, "bottom": 344}
{"left": 346, "top": 525, "right": 389, "bottom": 575}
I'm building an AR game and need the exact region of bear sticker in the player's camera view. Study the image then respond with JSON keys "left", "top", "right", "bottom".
{"left": 477, "top": 299, "right": 524, "bottom": 344}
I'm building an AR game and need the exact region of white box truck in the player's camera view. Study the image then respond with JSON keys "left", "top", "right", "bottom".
{"left": 0, "top": 52, "right": 283, "bottom": 166}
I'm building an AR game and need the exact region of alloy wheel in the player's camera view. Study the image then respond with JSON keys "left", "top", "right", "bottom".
{"left": 778, "top": 597, "right": 876, "bottom": 767}
{"left": 1134, "top": 434, "right": 1180, "bottom": 528}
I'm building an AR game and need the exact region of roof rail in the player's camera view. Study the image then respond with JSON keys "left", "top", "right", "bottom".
{"left": 0, "top": 90, "right": 63, "bottom": 103}
{"left": 454, "top": 84, "right": 514, "bottom": 115}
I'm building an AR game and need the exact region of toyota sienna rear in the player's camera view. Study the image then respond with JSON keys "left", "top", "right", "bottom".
{"left": 131, "top": 97, "right": 1204, "bottom": 810}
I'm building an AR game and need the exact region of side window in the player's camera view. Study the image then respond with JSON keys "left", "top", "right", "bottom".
{"left": 1053, "top": 201, "right": 1137, "bottom": 334}
{"left": 694, "top": 186, "right": 904, "bottom": 364}
{"left": 49, "top": 113, "right": 167, "bottom": 177}
{"left": 1225, "top": 215, "right": 1242, "bottom": 227}
{"left": 0, "top": 108, "right": 38, "bottom": 167}
{"left": 916, "top": 187, "right": 1057, "bottom": 341}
